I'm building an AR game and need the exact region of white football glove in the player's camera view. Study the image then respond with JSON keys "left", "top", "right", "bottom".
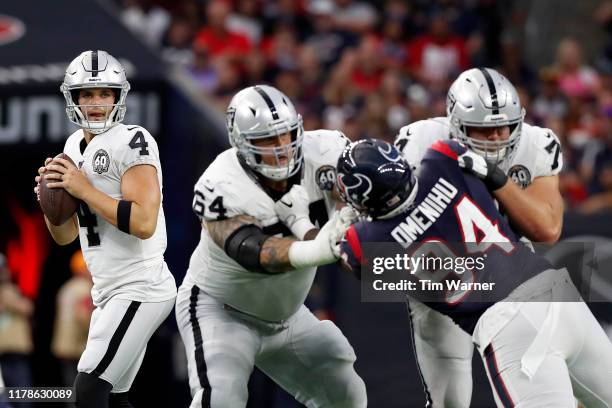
{"left": 275, "top": 184, "right": 316, "bottom": 240}
{"left": 457, "top": 149, "right": 508, "bottom": 191}
{"left": 329, "top": 206, "right": 360, "bottom": 257}
{"left": 287, "top": 206, "right": 359, "bottom": 269}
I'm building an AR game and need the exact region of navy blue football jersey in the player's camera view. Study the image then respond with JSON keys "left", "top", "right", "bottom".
{"left": 341, "top": 140, "right": 552, "bottom": 333}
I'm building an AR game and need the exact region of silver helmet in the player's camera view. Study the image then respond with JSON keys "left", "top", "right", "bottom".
{"left": 227, "top": 85, "right": 304, "bottom": 180}
{"left": 60, "top": 50, "right": 130, "bottom": 135}
{"left": 447, "top": 67, "right": 525, "bottom": 163}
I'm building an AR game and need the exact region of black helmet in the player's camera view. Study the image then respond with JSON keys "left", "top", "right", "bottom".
{"left": 336, "top": 139, "right": 417, "bottom": 219}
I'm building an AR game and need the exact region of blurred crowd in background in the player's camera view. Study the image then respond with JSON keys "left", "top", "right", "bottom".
{"left": 2, "top": 0, "right": 612, "bottom": 406}
{"left": 115, "top": 0, "right": 612, "bottom": 214}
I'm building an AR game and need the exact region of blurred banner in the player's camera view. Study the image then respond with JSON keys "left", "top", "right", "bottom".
{"left": 0, "top": 0, "right": 226, "bottom": 279}
{"left": 0, "top": 5, "right": 223, "bottom": 400}
{"left": 0, "top": 0, "right": 168, "bottom": 148}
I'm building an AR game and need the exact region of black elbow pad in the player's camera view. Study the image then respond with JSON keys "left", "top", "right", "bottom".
{"left": 224, "top": 224, "right": 270, "bottom": 274}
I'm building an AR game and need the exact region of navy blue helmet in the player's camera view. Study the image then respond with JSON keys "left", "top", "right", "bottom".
{"left": 336, "top": 139, "right": 417, "bottom": 219}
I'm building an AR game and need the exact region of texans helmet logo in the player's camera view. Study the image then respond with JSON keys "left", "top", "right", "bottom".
{"left": 377, "top": 143, "right": 401, "bottom": 163}
{"left": 340, "top": 172, "right": 373, "bottom": 206}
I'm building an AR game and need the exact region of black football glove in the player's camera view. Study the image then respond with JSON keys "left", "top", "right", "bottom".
{"left": 457, "top": 150, "right": 508, "bottom": 191}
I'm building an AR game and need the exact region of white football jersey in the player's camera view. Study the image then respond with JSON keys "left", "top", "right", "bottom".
{"left": 181, "top": 130, "right": 348, "bottom": 322}
{"left": 394, "top": 117, "right": 563, "bottom": 187}
{"left": 63, "top": 124, "right": 176, "bottom": 307}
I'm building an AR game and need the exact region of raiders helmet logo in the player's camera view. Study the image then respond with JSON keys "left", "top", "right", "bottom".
{"left": 226, "top": 107, "right": 236, "bottom": 134}
{"left": 316, "top": 165, "right": 337, "bottom": 191}
{"left": 508, "top": 164, "right": 531, "bottom": 188}
{"left": 92, "top": 149, "right": 110, "bottom": 174}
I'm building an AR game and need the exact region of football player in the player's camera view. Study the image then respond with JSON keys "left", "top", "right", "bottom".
{"left": 338, "top": 138, "right": 612, "bottom": 407}
{"left": 394, "top": 68, "right": 564, "bottom": 407}
{"left": 34, "top": 51, "right": 176, "bottom": 408}
{"left": 175, "top": 85, "right": 367, "bottom": 407}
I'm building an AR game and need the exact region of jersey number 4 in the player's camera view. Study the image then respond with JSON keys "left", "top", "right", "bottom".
{"left": 455, "top": 196, "right": 513, "bottom": 254}
{"left": 77, "top": 202, "right": 100, "bottom": 247}
{"left": 129, "top": 131, "right": 150, "bottom": 156}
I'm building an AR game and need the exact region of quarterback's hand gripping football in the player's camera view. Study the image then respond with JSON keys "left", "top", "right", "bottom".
{"left": 45, "top": 157, "right": 92, "bottom": 200}
{"left": 275, "top": 184, "right": 316, "bottom": 240}
{"left": 34, "top": 157, "right": 53, "bottom": 202}
{"left": 457, "top": 149, "right": 508, "bottom": 191}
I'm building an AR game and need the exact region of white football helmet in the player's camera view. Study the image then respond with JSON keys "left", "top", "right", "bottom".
{"left": 227, "top": 85, "right": 304, "bottom": 180}
{"left": 60, "top": 50, "right": 130, "bottom": 135}
{"left": 447, "top": 67, "right": 525, "bottom": 163}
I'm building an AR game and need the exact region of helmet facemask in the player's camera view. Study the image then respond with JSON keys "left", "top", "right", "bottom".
{"left": 234, "top": 115, "right": 304, "bottom": 181}
{"left": 227, "top": 85, "right": 304, "bottom": 181}
{"left": 61, "top": 50, "right": 130, "bottom": 135}
{"left": 447, "top": 68, "right": 525, "bottom": 165}
{"left": 450, "top": 110, "right": 525, "bottom": 165}
{"left": 62, "top": 82, "right": 130, "bottom": 135}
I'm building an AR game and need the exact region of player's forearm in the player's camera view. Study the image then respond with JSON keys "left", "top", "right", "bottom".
{"left": 259, "top": 236, "right": 298, "bottom": 273}
{"left": 45, "top": 213, "right": 78, "bottom": 245}
{"left": 206, "top": 215, "right": 261, "bottom": 248}
{"left": 82, "top": 187, "right": 158, "bottom": 239}
{"left": 208, "top": 215, "right": 335, "bottom": 274}
{"left": 493, "top": 181, "right": 563, "bottom": 242}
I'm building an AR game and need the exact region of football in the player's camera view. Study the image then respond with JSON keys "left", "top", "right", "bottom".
{"left": 39, "top": 153, "right": 79, "bottom": 226}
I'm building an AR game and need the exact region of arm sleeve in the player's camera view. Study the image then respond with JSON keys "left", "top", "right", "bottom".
{"left": 311, "top": 130, "right": 350, "bottom": 166}
{"left": 532, "top": 128, "right": 564, "bottom": 178}
{"left": 192, "top": 176, "right": 243, "bottom": 222}
{"left": 114, "top": 127, "right": 161, "bottom": 177}
{"left": 395, "top": 118, "right": 452, "bottom": 171}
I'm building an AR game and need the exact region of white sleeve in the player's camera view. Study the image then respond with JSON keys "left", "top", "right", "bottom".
{"left": 304, "top": 130, "right": 350, "bottom": 191}
{"left": 532, "top": 128, "right": 563, "bottom": 178}
{"left": 192, "top": 175, "right": 242, "bottom": 222}
{"left": 114, "top": 127, "right": 161, "bottom": 177}
{"left": 319, "top": 130, "right": 350, "bottom": 167}
{"left": 394, "top": 120, "right": 446, "bottom": 170}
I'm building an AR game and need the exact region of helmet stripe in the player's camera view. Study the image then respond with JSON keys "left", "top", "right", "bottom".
{"left": 254, "top": 86, "right": 279, "bottom": 120}
{"left": 91, "top": 50, "right": 98, "bottom": 77}
{"left": 479, "top": 68, "right": 499, "bottom": 114}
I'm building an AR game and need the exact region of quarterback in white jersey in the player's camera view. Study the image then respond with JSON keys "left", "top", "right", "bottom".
{"left": 34, "top": 51, "right": 175, "bottom": 408}
{"left": 394, "top": 68, "right": 564, "bottom": 407}
{"left": 176, "top": 85, "right": 366, "bottom": 407}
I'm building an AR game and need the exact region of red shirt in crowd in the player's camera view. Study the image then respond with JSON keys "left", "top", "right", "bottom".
{"left": 194, "top": 28, "right": 252, "bottom": 57}
{"left": 408, "top": 35, "right": 469, "bottom": 81}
